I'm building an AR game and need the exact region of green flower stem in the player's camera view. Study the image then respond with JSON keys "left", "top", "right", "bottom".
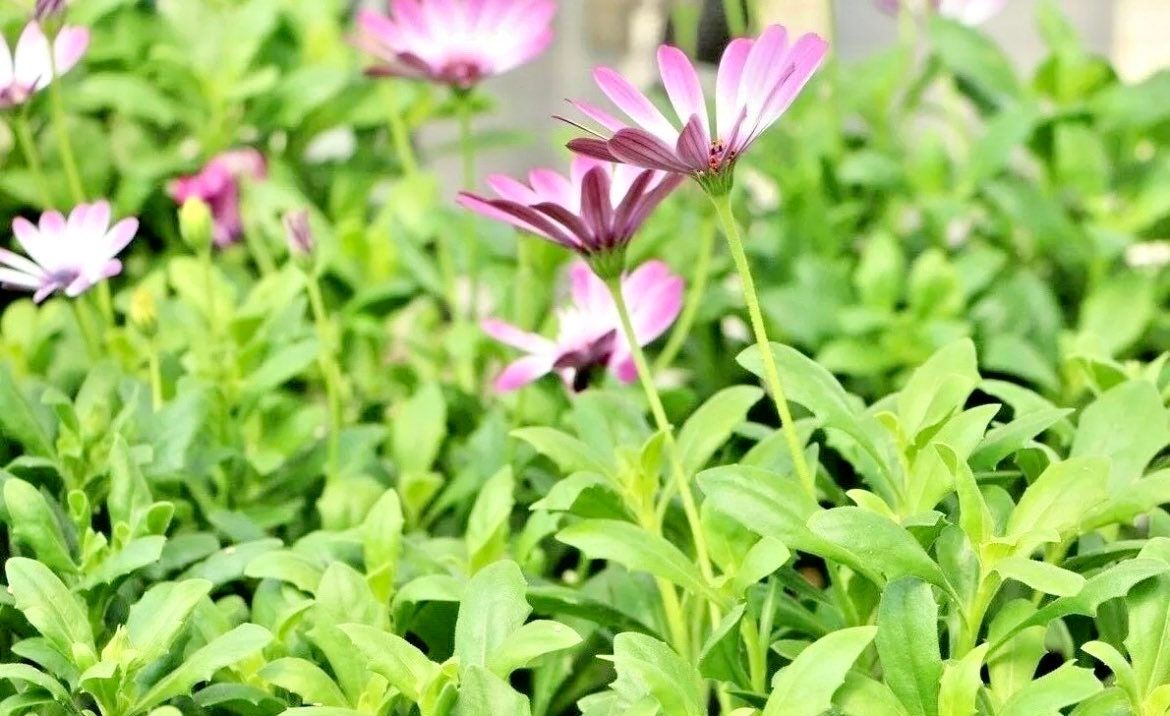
{"left": 709, "top": 193, "right": 816, "bottom": 502}
{"left": 241, "top": 196, "right": 277, "bottom": 276}
{"left": 304, "top": 269, "right": 344, "bottom": 483}
{"left": 380, "top": 82, "right": 419, "bottom": 177}
{"left": 655, "top": 213, "right": 716, "bottom": 372}
{"left": 956, "top": 572, "right": 1000, "bottom": 657}
{"left": 70, "top": 300, "right": 101, "bottom": 360}
{"left": 47, "top": 52, "right": 85, "bottom": 204}
{"left": 606, "top": 275, "right": 720, "bottom": 636}
{"left": 13, "top": 114, "right": 51, "bottom": 206}
{"left": 456, "top": 92, "right": 480, "bottom": 320}
{"left": 147, "top": 341, "right": 163, "bottom": 411}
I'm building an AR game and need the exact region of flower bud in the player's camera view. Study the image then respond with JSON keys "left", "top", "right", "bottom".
{"left": 178, "top": 198, "right": 213, "bottom": 252}
{"left": 282, "top": 209, "right": 314, "bottom": 257}
{"left": 34, "top": 0, "right": 65, "bottom": 22}
{"left": 129, "top": 286, "right": 157, "bottom": 338}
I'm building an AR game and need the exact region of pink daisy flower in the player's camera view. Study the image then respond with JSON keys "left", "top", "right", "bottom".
{"left": 168, "top": 149, "right": 266, "bottom": 248}
{"left": 482, "top": 260, "right": 683, "bottom": 392}
{"left": 353, "top": 0, "right": 555, "bottom": 89}
{"left": 457, "top": 156, "right": 683, "bottom": 276}
{"left": 565, "top": 24, "right": 827, "bottom": 194}
{"left": 0, "top": 21, "right": 88, "bottom": 109}
{"left": 0, "top": 201, "right": 138, "bottom": 303}
{"left": 875, "top": 0, "right": 1007, "bottom": 25}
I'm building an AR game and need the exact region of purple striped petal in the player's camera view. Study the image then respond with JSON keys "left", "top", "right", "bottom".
{"left": 567, "top": 138, "right": 620, "bottom": 162}
{"left": 579, "top": 167, "right": 614, "bottom": 250}
{"left": 607, "top": 128, "right": 690, "bottom": 173}
{"left": 675, "top": 114, "right": 710, "bottom": 172}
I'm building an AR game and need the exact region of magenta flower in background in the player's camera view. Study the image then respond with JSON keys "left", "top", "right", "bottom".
{"left": 168, "top": 149, "right": 266, "bottom": 248}
{"left": 482, "top": 260, "right": 682, "bottom": 392}
{"left": 0, "top": 201, "right": 138, "bottom": 302}
{"left": 565, "top": 24, "right": 827, "bottom": 193}
{"left": 874, "top": 0, "right": 1007, "bottom": 25}
{"left": 354, "top": 0, "right": 555, "bottom": 90}
{"left": 457, "top": 156, "right": 683, "bottom": 276}
{"left": 0, "top": 21, "right": 88, "bottom": 109}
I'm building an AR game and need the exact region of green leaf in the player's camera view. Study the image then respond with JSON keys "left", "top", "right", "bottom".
{"left": 3, "top": 480, "right": 75, "bottom": 574}
{"left": 938, "top": 644, "right": 989, "bottom": 716}
{"left": 392, "top": 383, "right": 447, "bottom": 473}
{"left": 242, "top": 338, "right": 320, "bottom": 397}
{"left": 808, "top": 507, "right": 949, "bottom": 590}
{"left": 243, "top": 550, "right": 323, "bottom": 592}
{"left": 1082, "top": 641, "right": 1140, "bottom": 711}
{"left": 486, "top": 620, "right": 581, "bottom": 678}
{"left": 676, "top": 386, "right": 763, "bottom": 474}
{"left": 609, "top": 632, "right": 705, "bottom": 716}
{"left": 998, "top": 662, "right": 1103, "bottom": 716}
{"left": 994, "top": 557, "right": 1085, "bottom": 597}
{"left": 124, "top": 579, "right": 213, "bottom": 668}
{"left": 458, "top": 665, "right": 531, "bottom": 716}
{"left": 512, "top": 427, "right": 613, "bottom": 475}
{"left": 314, "top": 562, "right": 385, "bottom": 629}
{"left": 929, "top": 16, "right": 1020, "bottom": 107}
{"left": 339, "top": 623, "right": 439, "bottom": 702}
{"left": 897, "top": 339, "right": 979, "bottom": 439}
{"left": 1005, "top": 457, "right": 1110, "bottom": 546}
{"left": 557, "top": 520, "right": 721, "bottom": 603}
{"left": 134, "top": 624, "right": 272, "bottom": 711}
{"left": 970, "top": 408, "right": 1073, "bottom": 472}
{"left": 1124, "top": 556, "right": 1170, "bottom": 696}
{"left": 4, "top": 558, "right": 94, "bottom": 657}
{"left": 259, "top": 657, "right": 348, "bottom": 708}
{"left": 1077, "top": 275, "right": 1155, "bottom": 358}
{"left": 454, "top": 560, "right": 530, "bottom": 670}
{"left": 0, "top": 365, "right": 54, "bottom": 457}
{"left": 0, "top": 663, "right": 68, "bottom": 702}
{"left": 733, "top": 537, "right": 790, "bottom": 596}
{"left": 466, "top": 467, "right": 514, "bottom": 570}
{"left": 764, "top": 626, "right": 879, "bottom": 716}
{"left": 1071, "top": 380, "right": 1170, "bottom": 489}
{"left": 362, "top": 488, "right": 403, "bottom": 602}
{"left": 698, "top": 465, "right": 830, "bottom": 558}
{"left": 876, "top": 578, "right": 942, "bottom": 716}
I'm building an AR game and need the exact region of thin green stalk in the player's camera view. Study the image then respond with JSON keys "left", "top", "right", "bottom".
{"left": 380, "top": 81, "right": 419, "bottom": 176}
{"left": 305, "top": 271, "right": 344, "bottom": 483}
{"left": 147, "top": 344, "right": 163, "bottom": 411}
{"left": 13, "top": 114, "right": 51, "bottom": 206}
{"left": 605, "top": 276, "right": 720, "bottom": 630}
{"left": 709, "top": 193, "right": 816, "bottom": 502}
{"left": 242, "top": 198, "right": 277, "bottom": 276}
{"left": 47, "top": 49, "right": 85, "bottom": 203}
{"left": 456, "top": 93, "right": 480, "bottom": 319}
{"left": 655, "top": 215, "right": 716, "bottom": 371}
{"left": 70, "top": 301, "right": 101, "bottom": 360}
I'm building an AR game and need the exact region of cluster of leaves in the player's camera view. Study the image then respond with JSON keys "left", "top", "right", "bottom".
{"left": 2, "top": 0, "right": 1170, "bottom": 715}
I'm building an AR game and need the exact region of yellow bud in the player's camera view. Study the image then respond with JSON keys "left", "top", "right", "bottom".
{"left": 129, "top": 286, "right": 157, "bottom": 337}
{"left": 178, "top": 198, "right": 213, "bottom": 251}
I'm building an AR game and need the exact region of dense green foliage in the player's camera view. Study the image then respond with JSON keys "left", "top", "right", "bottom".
{"left": 2, "top": 1, "right": 1170, "bottom": 714}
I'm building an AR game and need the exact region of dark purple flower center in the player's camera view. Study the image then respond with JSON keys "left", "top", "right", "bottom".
{"left": 708, "top": 139, "right": 738, "bottom": 172}
{"left": 554, "top": 330, "right": 617, "bottom": 392}
{"left": 439, "top": 59, "right": 485, "bottom": 89}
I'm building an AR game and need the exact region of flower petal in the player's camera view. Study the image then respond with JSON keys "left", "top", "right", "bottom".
{"left": 567, "top": 137, "right": 620, "bottom": 162}
{"left": 658, "top": 45, "right": 709, "bottom": 137}
{"left": 716, "top": 38, "right": 753, "bottom": 140}
{"left": 51, "top": 26, "right": 88, "bottom": 77}
{"left": 13, "top": 22, "right": 50, "bottom": 90}
{"left": 579, "top": 167, "right": 614, "bottom": 249}
{"left": 675, "top": 114, "right": 710, "bottom": 171}
{"left": 482, "top": 317, "right": 555, "bottom": 353}
{"left": 607, "top": 128, "right": 690, "bottom": 173}
{"left": 494, "top": 354, "right": 556, "bottom": 392}
{"left": 593, "top": 66, "right": 678, "bottom": 144}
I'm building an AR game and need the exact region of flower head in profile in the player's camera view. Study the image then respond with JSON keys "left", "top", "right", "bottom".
{"left": 482, "top": 260, "right": 682, "bottom": 392}
{"left": 874, "top": 0, "right": 1006, "bottom": 25}
{"left": 168, "top": 149, "right": 266, "bottom": 248}
{"left": 565, "top": 24, "right": 827, "bottom": 195}
{"left": 457, "top": 156, "right": 683, "bottom": 279}
{"left": 0, "top": 21, "right": 88, "bottom": 109}
{"left": 354, "top": 0, "right": 555, "bottom": 90}
{"left": 0, "top": 201, "right": 138, "bottom": 302}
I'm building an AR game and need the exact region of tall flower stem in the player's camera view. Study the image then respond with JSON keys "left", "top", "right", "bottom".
{"left": 456, "top": 92, "right": 480, "bottom": 319}
{"left": 147, "top": 343, "right": 163, "bottom": 411}
{"left": 70, "top": 301, "right": 101, "bottom": 360}
{"left": 655, "top": 214, "right": 716, "bottom": 371}
{"left": 709, "top": 193, "right": 816, "bottom": 501}
{"left": 304, "top": 269, "right": 344, "bottom": 483}
{"left": 47, "top": 50, "right": 85, "bottom": 203}
{"left": 605, "top": 276, "right": 720, "bottom": 631}
{"left": 13, "top": 114, "right": 51, "bottom": 207}
{"left": 380, "top": 82, "right": 419, "bottom": 176}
